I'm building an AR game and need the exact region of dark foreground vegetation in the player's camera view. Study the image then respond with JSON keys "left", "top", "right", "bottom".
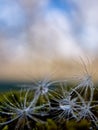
{"left": 0, "top": 77, "right": 98, "bottom": 130}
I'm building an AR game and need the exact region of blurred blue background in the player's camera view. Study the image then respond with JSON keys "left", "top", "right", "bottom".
{"left": 0, "top": 0, "right": 98, "bottom": 81}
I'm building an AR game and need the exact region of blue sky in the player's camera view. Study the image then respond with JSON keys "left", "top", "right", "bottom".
{"left": 0, "top": 0, "right": 26, "bottom": 36}
{"left": 0, "top": 0, "right": 75, "bottom": 34}
{"left": 0, "top": 0, "right": 98, "bottom": 60}
{"left": 49, "top": 0, "right": 71, "bottom": 12}
{"left": 0, "top": 0, "right": 98, "bottom": 81}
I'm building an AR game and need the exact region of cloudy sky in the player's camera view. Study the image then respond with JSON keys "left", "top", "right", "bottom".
{"left": 0, "top": 0, "right": 98, "bottom": 63}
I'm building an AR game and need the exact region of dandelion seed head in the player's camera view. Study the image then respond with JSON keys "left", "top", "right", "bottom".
{"left": 74, "top": 90, "right": 98, "bottom": 124}
{"left": 81, "top": 74, "right": 93, "bottom": 86}
{"left": 59, "top": 97, "right": 74, "bottom": 111}
{"left": 60, "top": 103, "right": 71, "bottom": 111}
{"left": 0, "top": 90, "right": 47, "bottom": 128}
{"left": 38, "top": 85, "right": 48, "bottom": 95}
{"left": 51, "top": 92, "right": 80, "bottom": 121}
{"left": 16, "top": 107, "right": 30, "bottom": 116}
